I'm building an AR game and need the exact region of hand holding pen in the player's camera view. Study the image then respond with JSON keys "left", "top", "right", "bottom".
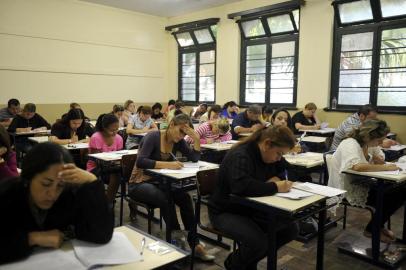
{"left": 168, "top": 152, "right": 184, "bottom": 170}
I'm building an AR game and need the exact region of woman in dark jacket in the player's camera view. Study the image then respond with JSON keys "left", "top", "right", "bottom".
{"left": 0, "top": 142, "right": 113, "bottom": 264}
{"left": 209, "top": 126, "right": 299, "bottom": 270}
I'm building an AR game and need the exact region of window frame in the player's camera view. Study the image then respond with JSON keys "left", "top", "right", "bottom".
{"left": 330, "top": 3, "right": 406, "bottom": 113}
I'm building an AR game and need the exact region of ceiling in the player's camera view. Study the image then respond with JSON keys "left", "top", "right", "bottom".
{"left": 81, "top": 0, "right": 243, "bottom": 17}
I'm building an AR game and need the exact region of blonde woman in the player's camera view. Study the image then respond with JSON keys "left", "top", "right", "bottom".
{"left": 186, "top": 118, "right": 231, "bottom": 144}
{"left": 121, "top": 100, "right": 136, "bottom": 127}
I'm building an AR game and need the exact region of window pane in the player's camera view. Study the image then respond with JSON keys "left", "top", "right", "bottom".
{"left": 338, "top": 32, "right": 373, "bottom": 105}
{"left": 245, "top": 44, "right": 266, "bottom": 103}
{"left": 194, "top": 29, "right": 214, "bottom": 44}
{"left": 267, "top": 14, "right": 294, "bottom": 34}
{"left": 338, "top": 0, "right": 373, "bottom": 24}
{"left": 199, "top": 50, "right": 215, "bottom": 102}
{"left": 378, "top": 27, "right": 406, "bottom": 106}
{"left": 210, "top": 25, "right": 218, "bottom": 39}
{"left": 293, "top": 10, "right": 300, "bottom": 30}
{"left": 241, "top": 19, "right": 266, "bottom": 38}
{"left": 381, "top": 0, "right": 406, "bottom": 18}
{"left": 181, "top": 53, "right": 196, "bottom": 101}
{"left": 270, "top": 41, "right": 295, "bottom": 104}
{"left": 176, "top": 32, "right": 194, "bottom": 47}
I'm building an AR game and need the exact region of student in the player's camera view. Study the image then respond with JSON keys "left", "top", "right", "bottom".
{"left": 328, "top": 119, "right": 405, "bottom": 243}
{"left": 0, "top": 125, "right": 18, "bottom": 180}
{"left": 221, "top": 101, "right": 239, "bottom": 120}
{"left": 87, "top": 113, "right": 123, "bottom": 203}
{"left": 190, "top": 103, "right": 208, "bottom": 121}
{"left": 151, "top": 102, "right": 164, "bottom": 120}
{"left": 126, "top": 106, "right": 158, "bottom": 149}
{"left": 261, "top": 105, "right": 273, "bottom": 123}
{"left": 291, "top": 103, "right": 321, "bottom": 134}
{"left": 166, "top": 101, "right": 185, "bottom": 123}
{"left": 128, "top": 114, "right": 214, "bottom": 261}
{"left": 8, "top": 103, "right": 51, "bottom": 153}
{"left": 186, "top": 118, "right": 231, "bottom": 144}
{"left": 0, "top": 99, "right": 21, "bottom": 127}
{"left": 50, "top": 109, "right": 94, "bottom": 145}
{"left": 121, "top": 100, "right": 136, "bottom": 127}
{"left": 271, "top": 108, "right": 293, "bottom": 130}
{"left": 199, "top": 105, "right": 221, "bottom": 123}
{"left": 208, "top": 126, "right": 298, "bottom": 269}
{"left": 112, "top": 104, "right": 125, "bottom": 127}
{"left": 164, "top": 99, "right": 176, "bottom": 117}
{"left": 0, "top": 142, "right": 113, "bottom": 264}
{"left": 231, "top": 105, "right": 264, "bottom": 140}
{"left": 61, "top": 102, "right": 89, "bottom": 121}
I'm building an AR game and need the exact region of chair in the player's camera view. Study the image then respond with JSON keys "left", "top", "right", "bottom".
{"left": 190, "top": 168, "right": 238, "bottom": 268}
{"left": 120, "top": 154, "right": 162, "bottom": 233}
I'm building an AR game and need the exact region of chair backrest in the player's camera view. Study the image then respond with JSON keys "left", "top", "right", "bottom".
{"left": 323, "top": 150, "right": 335, "bottom": 185}
{"left": 196, "top": 168, "right": 219, "bottom": 197}
{"left": 121, "top": 154, "right": 137, "bottom": 180}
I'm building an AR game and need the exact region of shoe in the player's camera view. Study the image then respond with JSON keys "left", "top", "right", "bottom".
{"left": 363, "top": 230, "right": 396, "bottom": 244}
{"left": 224, "top": 253, "right": 233, "bottom": 269}
{"left": 194, "top": 244, "right": 215, "bottom": 262}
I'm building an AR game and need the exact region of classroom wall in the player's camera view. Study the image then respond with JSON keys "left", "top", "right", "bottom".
{"left": 0, "top": 0, "right": 169, "bottom": 106}
{"left": 167, "top": 0, "right": 405, "bottom": 143}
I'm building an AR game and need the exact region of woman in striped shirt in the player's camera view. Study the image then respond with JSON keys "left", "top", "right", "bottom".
{"left": 186, "top": 118, "right": 231, "bottom": 144}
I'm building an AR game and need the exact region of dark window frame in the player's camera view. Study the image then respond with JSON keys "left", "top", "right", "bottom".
{"left": 330, "top": 0, "right": 406, "bottom": 113}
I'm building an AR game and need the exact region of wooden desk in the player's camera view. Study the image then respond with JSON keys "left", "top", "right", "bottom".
{"left": 88, "top": 149, "right": 138, "bottom": 162}
{"left": 340, "top": 170, "right": 406, "bottom": 268}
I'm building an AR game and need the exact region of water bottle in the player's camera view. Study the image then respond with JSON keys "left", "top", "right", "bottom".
{"left": 331, "top": 97, "right": 337, "bottom": 110}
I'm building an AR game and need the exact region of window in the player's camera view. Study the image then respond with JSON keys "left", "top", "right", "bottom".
{"left": 230, "top": 2, "right": 300, "bottom": 107}
{"left": 166, "top": 19, "right": 219, "bottom": 104}
{"left": 331, "top": 0, "right": 406, "bottom": 112}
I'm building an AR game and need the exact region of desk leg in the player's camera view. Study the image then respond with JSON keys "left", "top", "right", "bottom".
{"left": 267, "top": 217, "right": 277, "bottom": 270}
{"left": 317, "top": 201, "right": 326, "bottom": 270}
{"left": 372, "top": 180, "right": 384, "bottom": 261}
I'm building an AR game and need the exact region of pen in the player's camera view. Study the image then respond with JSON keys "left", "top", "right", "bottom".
{"left": 284, "top": 170, "right": 288, "bottom": 180}
{"left": 169, "top": 152, "right": 178, "bottom": 162}
{"left": 140, "top": 237, "right": 146, "bottom": 256}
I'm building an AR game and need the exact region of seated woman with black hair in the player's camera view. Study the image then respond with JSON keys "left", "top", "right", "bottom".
{"left": 50, "top": 109, "right": 94, "bottom": 145}
{"left": 0, "top": 125, "right": 18, "bottom": 180}
{"left": 87, "top": 114, "right": 123, "bottom": 203}
{"left": 151, "top": 103, "right": 164, "bottom": 120}
{"left": 0, "top": 142, "right": 113, "bottom": 264}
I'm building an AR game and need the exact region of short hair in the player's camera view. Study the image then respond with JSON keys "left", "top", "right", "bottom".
{"left": 247, "top": 105, "right": 261, "bottom": 115}
{"left": 139, "top": 106, "right": 152, "bottom": 115}
{"left": 174, "top": 101, "right": 184, "bottom": 109}
{"left": 8, "top": 99, "right": 20, "bottom": 108}
{"left": 23, "top": 103, "right": 36, "bottom": 113}
{"left": 262, "top": 105, "right": 273, "bottom": 115}
{"left": 168, "top": 99, "right": 176, "bottom": 106}
{"left": 69, "top": 102, "right": 80, "bottom": 109}
{"left": 124, "top": 100, "right": 134, "bottom": 110}
{"left": 304, "top": 103, "right": 317, "bottom": 110}
{"left": 358, "top": 104, "right": 378, "bottom": 116}
{"left": 223, "top": 101, "right": 237, "bottom": 110}
{"left": 208, "top": 105, "right": 222, "bottom": 119}
{"left": 152, "top": 103, "right": 163, "bottom": 111}
{"left": 200, "top": 103, "right": 208, "bottom": 110}
{"left": 112, "top": 104, "right": 124, "bottom": 113}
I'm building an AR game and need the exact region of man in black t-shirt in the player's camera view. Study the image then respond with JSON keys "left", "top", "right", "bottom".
{"left": 291, "top": 102, "right": 321, "bottom": 134}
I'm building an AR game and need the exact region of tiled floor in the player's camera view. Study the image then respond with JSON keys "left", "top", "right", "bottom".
{"left": 115, "top": 196, "right": 406, "bottom": 270}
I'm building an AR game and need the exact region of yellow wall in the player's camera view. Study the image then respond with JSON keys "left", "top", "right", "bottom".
{"left": 0, "top": 0, "right": 169, "bottom": 104}
{"left": 167, "top": 0, "right": 405, "bottom": 142}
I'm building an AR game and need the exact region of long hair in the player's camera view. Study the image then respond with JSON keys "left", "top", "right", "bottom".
{"left": 271, "top": 108, "right": 293, "bottom": 130}
{"left": 236, "top": 126, "right": 296, "bottom": 149}
{"left": 59, "top": 109, "right": 86, "bottom": 133}
{"left": 166, "top": 114, "right": 193, "bottom": 138}
{"left": 348, "top": 119, "right": 390, "bottom": 147}
{"left": 95, "top": 113, "right": 119, "bottom": 133}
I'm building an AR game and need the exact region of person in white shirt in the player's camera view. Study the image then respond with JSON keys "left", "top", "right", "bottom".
{"left": 328, "top": 119, "right": 405, "bottom": 243}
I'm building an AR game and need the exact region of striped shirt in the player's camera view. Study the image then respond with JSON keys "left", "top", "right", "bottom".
{"left": 185, "top": 122, "right": 232, "bottom": 144}
{"left": 330, "top": 113, "right": 361, "bottom": 151}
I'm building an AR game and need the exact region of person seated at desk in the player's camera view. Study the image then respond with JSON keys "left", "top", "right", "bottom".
{"left": 185, "top": 118, "right": 231, "bottom": 144}
{"left": 291, "top": 103, "right": 321, "bottom": 134}
{"left": 50, "top": 109, "right": 94, "bottom": 145}
{"left": 163, "top": 99, "right": 176, "bottom": 118}
{"left": 87, "top": 114, "right": 123, "bottom": 204}
{"left": 121, "top": 100, "right": 136, "bottom": 127}
{"left": 8, "top": 103, "right": 51, "bottom": 153}
{"left": 0, "top": 125, "right": 18, "bottom": 180}
{"left": 166, "top": 101, "right": 185, "bottom": 123}
{"left": 126, "top": 106, "right": 158, "bottom": 149}
{"left": 111, "top": 104, "right": 125, "bottom": 128}
{"left": 151, "top": 102, "right": 164, "bottom": 120}
{"left": 190, "top": 103, "right": 208, "bottom": 121}
{"left": 199, "top": 104, "right": 221, "bottom": 124}
{"left": 128, "top": 113, "right": 214, "bottom": 261}
{"left": 208, "top": 126, "right": 299, "bottom": 270}
{"left": 231, "top": 105, "right": 264, "bottom": 140}
{"left": 261, "top": 105, "right": 273, "bottom": 123}
{"left": 271, "top": 108, "right": 292, "bottom": 130}
{"left": 328, "top": 119, "right": 405, "bottom": 243}
{"left": 221, "top": 101, "right": 239, "bottom": 120}
{"left": 60, "top": 103, "right": 90, "bottom": 121}
{"left": 0, "top": 142, "right": 113, "bottom": 264}
{"left": 0, "top": 98, "right": 20, "bottom": 127}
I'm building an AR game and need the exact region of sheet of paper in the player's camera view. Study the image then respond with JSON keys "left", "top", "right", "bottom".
{"left": 275, "top": 189, "right": 314, "bottom": 200}
{"left": 3, "top": 249, "right": 85, "bottom": 270}
{"left": 320, "top": 122, "right": 329, "bottom": 129}
{"left": 159, "top": 168, "right": 200, "bottom": 174}
{"left": 293, "top": 182, "right": 346, "bottom": 197}
{"left": 73, "top": 231, "right": 142, "bottom": 268}
{"left": 383, "top": 145, "right": 406, "bottom": 151}
{"left": 225, "top": 140, "right": 239, "bottom": 144}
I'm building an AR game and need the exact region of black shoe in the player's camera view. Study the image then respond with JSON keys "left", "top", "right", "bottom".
{"left": 224, "top": 253, "right": 233, "bottom": 270}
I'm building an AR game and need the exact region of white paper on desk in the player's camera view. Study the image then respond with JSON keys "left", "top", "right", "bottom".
{"left": 371, "top": 170, "right": 405, "bottom": 175}
{"left": 183, "top": 162, "right": 200, "bottom": 169}
{"left": 320, "top": 122, "right": 329, "bottom": 129}
{"left": 383, "top": 145, "right": 406, "bottom": 151}
{"left": 275, "top": 189, "right": 314, "bottom": 200}
{"left": 73, "top": 231, "right": 142, "bottom": 268}
{"left": 224, "top": 140, "right": 239, "bottom": 144}
{"left": 159, "top": 168, "right": 200, "bottom": 174}
{"left": 3, "top": 249, "right": 86, "bottom": 270}
{"left": 293, "top": 182, "right": 346, "bottom": 197}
